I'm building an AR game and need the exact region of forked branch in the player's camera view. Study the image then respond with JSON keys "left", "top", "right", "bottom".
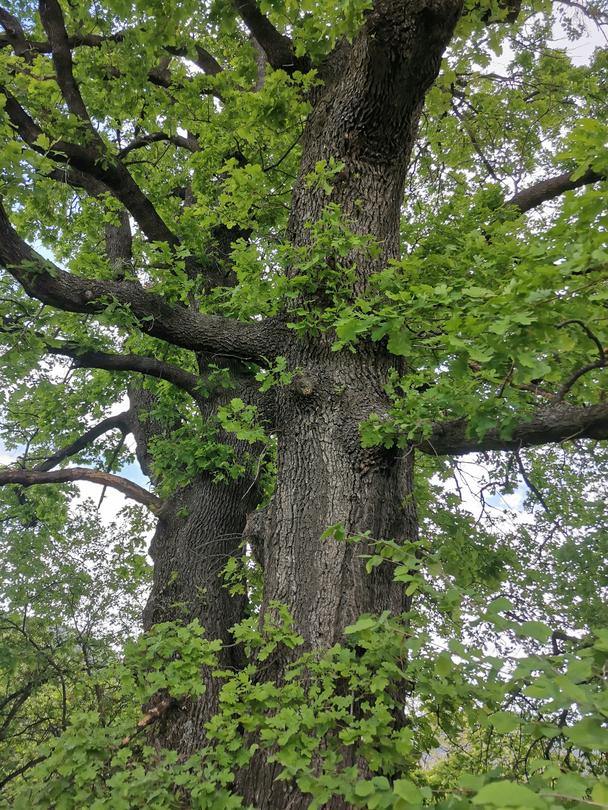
{"left": 0, "top": 86, "right": 178, "bottom": 245}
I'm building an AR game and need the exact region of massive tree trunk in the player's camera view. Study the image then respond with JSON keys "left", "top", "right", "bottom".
{"left": 252, "top": 344, "right": 417, "bottom": 647}
{"left": 127, "top": 0, "right": 463, "bottom": 799}
{"left": 129, "top": 365, "right": 265, "bottom": 754}
{"left": 141, "top": 476, "right": 254, "bottom": 753}
{"left": 233, "top": 3, "right": 462, "bottom": 805}
{"left": 252, "top": 0, "right": 462, "bottom": 646}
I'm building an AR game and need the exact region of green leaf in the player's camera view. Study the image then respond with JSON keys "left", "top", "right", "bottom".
{"left": 393, "top": 779, "right": 423, "bottom": 804}
{"left": 473, "top": 781, "right": 546, "bottom": 808}
{"left": 387, "top": 330, "right": 411, "bottom": 356}
{"left": 435, "top": 652, "right": 453, "bottom": 677}
{"left": 519, "top": 621, "right": 553, "bottom": 643}
{"left": 564, "top": 718, "right": 608, "bottom": 752}
{"left": 491, "top": 711, "right": 520, "bottom": 734}
{"left": 344, "top": 615, "right": 378, "bottom": 635}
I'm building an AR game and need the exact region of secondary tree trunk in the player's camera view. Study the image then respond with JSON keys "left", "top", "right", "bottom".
{"left": 130, "top": 379, "right": 261, "bottom": 754}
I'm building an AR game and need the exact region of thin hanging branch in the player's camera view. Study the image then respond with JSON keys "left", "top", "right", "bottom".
{"left": 556, "top": 320, "right": 607, "bottom": 401}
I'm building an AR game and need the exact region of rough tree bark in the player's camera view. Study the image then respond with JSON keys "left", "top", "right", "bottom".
{"left": 129, "top": 382, "right": 260, "bottom": 754}
{"left": 254, "top": 0, "right": 463, "bottom": 642}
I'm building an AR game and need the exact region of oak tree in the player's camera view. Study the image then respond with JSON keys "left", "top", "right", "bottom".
{"left": 1, "top": 0, "right": 607, "bottom": 807}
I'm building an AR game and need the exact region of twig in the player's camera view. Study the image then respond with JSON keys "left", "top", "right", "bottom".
{"left": 557, "top": 320, "right": 606, "bottom": 400}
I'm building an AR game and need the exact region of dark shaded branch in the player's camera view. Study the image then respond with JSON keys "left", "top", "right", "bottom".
{"left": 0, "top": 6, "right": 34, "bottom": 60}
{"left": 0, "top": 200, "right": 279, "bottom": 360}
{"left": 0, "top": 21, "right": 222, "bottom": 76}
{"left": 514, "top": 449, "right": 551, "bottom": 513}
{"left": 506, "top": 168, "right": 605, "bottom": 213}
{"left": 105, "top": 210, "right": 132, "bottom": 276}
{"left": 0, "top": 684, "right": 33, "bottom": 740}
{"left": 482, "top": 0, "right": 522, "bottom": 24}
{"left": 233, "top": 0, "right": 308, "bottom": 73}
{"left": 166, "top": 43, "right": 223, "bottom": 75}
{"left": 43, "top": 165, "right": 105, "bottom": 194}
{"left": 118, "top": 131, "right": 199, "bottom": 158}
{"left": 0, "top": 26, "right": 125, "bottom": 55}
{"left": 0, "top": 756, "right": 46, "bottom": 791}
{"left": 38, "top": 0, "right": 92, "bottom": 122}
{"left": 40, "top": 169, "right": 133, "bottom": 276}
{"left": 193, "top": 44, "right": 223, "bottom": 74}
{"left": 558, "top": 360, "right": 607, "bottom": 400}
{"left": 33, "top": 412, "right": 131, "bottom": 472}
{"left": 48, "top": 345, "right": 203, "bottom": 397}
{"left": 0, "top": 466, "right": 163, "bottom": 513}
{"left": 417, "top": 401, "right": 608, "bottom": 456}
{"left": 452, "top": 102, "right": 500, "bottom": 180}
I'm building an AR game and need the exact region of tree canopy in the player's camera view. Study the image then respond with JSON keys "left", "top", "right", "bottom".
{"left": 0, "top": 0, "right": 607, "bottom": 807}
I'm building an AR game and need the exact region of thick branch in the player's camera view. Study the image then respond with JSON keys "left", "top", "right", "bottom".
{"left": 105, "top": 210, "right": 133, "bottom": 275}
{"left": 0, "top": 201, "right": 279, "bottom": 360}
{"left": 233, "top": 0, "right": 307, "bottom": 73}
{"left": 48, "top": 345, "right": 204, "bottom": 397}
{"left": 38, "top": 0, "right": 92, "bottom": 121}
{"left": 418, "top": 402, "right": 608, "bottom": 456}
{"left": 165, "top": 43, "right": 223, "bottom": 75}
{"left": 0, "top": 466, "right": 163, "bottom": 513}
{"left": 118, "top": 131, "right": 199, "bottom": 158}
{"left": 306, "top": 0, "right": 463, "bottom": 169}
{"left": 506, "top": 168, "right": 605, "bottom": 213}
{"left": 0, "top": 26, "right": 124, "bottom": 55}
{"left": 0, "top": 757, "right": 46, "bottom": 791}
{"left": 40, "top": 168, "right": 133, "bottom": 275}
{"left": 33, "top": 412, "right": 131, "bottom": 472}
{"left": 0, "top": 23, "right": 222, "bottom": 76}
{"left": 0, "top": 6, "right": 34, "bottom": 60}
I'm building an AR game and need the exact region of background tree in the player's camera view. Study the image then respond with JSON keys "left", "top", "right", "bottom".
{"left": 0, "top": 0, "right": 607, "bottom": 807}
